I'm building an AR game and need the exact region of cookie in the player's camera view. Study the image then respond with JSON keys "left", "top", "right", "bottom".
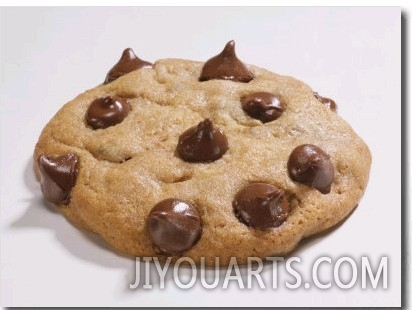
{"left": 34, "top": 41, "right": 371, "bottom": 266}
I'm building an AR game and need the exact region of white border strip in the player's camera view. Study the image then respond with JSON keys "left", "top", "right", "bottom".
{"left": 0, "top": 1, "right": 407, "bottom": 7}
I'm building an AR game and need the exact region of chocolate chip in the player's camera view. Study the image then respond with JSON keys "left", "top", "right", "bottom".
{"left": 177, "top": 118, "right": 228, "bottom": 162}
{"left": 287, "top": 144, "right": 334, "bottom": 194}
{"left": 241, "top": 92, "right": 285, "bottom": 123}
{"left": 313, "top": 92, "right": 337, "bottom": 112}
{"left": 104, "top": 48, "right": 153, "bottom": 84}
{"left": 86, "top": 96, "right": 130, "bottom": 129}
{"left": 37, "top": 153, "right": 80, "bottom": 205}
{"left": 147, "top": 199, "right": 202, "bottom": 254}
{"left": 199, "top": 40, "right": 254, "bottom": 83}
{"left": 233, "top": 183, "right": 289, "bottom": 230}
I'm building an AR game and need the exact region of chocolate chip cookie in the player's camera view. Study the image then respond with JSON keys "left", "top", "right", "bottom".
{"left": 34, "top": 41, "right": 371, "bottom": 265}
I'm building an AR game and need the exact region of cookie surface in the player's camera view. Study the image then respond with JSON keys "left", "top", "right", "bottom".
{"left": 34, "top": 42, "right": 371, "bottom": 266}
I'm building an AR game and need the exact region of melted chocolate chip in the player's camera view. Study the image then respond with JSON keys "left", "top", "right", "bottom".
{"left": 104, "top": 48, "right": 153, "bottom": 84}
{"left": 233, "top": 183, "right": 289, "bottom": 230}
{"left": 313, "top": 92, "right": 337, "bottom": 112}
{"left": 86, "top": 96, "right": 130, "bottom": 129}
{"left": 287, "top": 144, "right": 334, "bottom": 194}
{"left": 147, "top": 199, "right": 202, "bottom": 254}
{"left": 199, "top": 40, "right": 254, "bottom": 83}
{"left": 177, "top": 118, "right": 228, "bottom": 162}
{"left": 37, "top": 153, "right": 80, "bottom": 205}
{"left": 241, "top": 92, "right": 285, "bottom": 123}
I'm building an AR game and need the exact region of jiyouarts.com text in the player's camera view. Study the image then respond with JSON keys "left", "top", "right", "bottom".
{"left": 130, "top": 256, "right": 388, "bottom": 290}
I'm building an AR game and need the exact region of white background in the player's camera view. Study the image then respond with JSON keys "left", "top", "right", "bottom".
{"left": 0, "top": 6, "right": 402, "bottom": 307}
